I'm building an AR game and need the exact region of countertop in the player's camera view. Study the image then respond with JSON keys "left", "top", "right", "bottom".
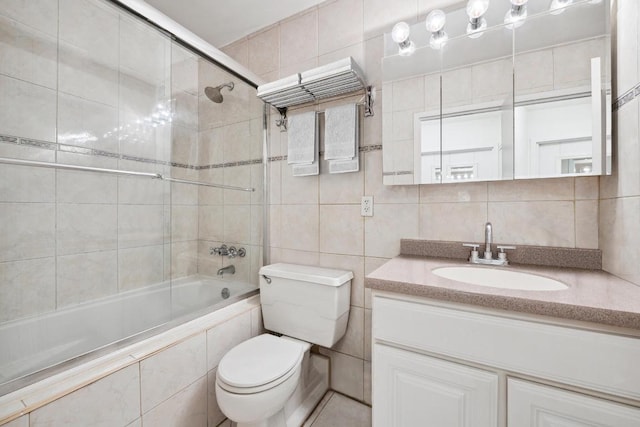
{"left": 365, "top": 255, "right": 640, "bottom": 331}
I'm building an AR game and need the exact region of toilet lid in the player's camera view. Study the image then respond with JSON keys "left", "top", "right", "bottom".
{"left": 217, "top": 334, "right": 304, "bottom": 389}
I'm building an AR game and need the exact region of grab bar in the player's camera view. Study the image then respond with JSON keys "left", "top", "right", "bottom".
{"left": 0, "top": 157, "right": 255, "bottom": 192}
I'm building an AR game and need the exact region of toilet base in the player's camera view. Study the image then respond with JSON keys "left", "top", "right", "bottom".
{"left": 229, "top": 352, "right": 329, "bottom": 427}
{"left": 235, "top": 409, "right": 285, "bottom": 427}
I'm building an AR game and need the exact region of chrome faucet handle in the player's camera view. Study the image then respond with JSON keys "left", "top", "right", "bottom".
{"left": 496, "top": 245, "right": 516, "bottom": 262}
{"left": 463, "top": 243, "right": 480, "bottom": 262}
{"left": 228, "top": 246, "right": 238, "bottom": 258}
{"left": 211, "top": 244, "right": 229, "bottom": 256}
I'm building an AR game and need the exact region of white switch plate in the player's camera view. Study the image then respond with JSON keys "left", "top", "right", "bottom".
{"left": 361, "top": 196, "right": 373, "bottom": 217}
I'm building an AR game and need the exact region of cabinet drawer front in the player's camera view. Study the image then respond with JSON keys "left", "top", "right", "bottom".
{"left": 508, "top": 379, "right": 640, "bottom": 426}
{"left": 373, "top": 344, "right": 498, "bottom": 427}
{"left": 373, "top": 296, "right": 640, "bottom": 400}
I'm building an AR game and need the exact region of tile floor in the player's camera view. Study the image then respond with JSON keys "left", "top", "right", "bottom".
{"left": 303, "top": 391, "right": 372, "bottom": 427}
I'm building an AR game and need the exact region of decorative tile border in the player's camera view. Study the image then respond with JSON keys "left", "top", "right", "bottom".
{"left": 267, "top": 144, "right": 382, "bottom": 163}
{"left": 1, "top": 133, "right": 383, "bottom": 168}
{"left": 383, "top": 171, "right": 413, "bottom": 176}
{"left": 613, "top": 82, "right": 640, "bottom": 111}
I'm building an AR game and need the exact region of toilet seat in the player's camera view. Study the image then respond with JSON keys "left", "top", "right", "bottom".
{"left": 217, "top": 334, "right": 304, "bottom": 394}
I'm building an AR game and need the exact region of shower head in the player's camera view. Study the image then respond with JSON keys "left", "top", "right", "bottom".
{"left": 204, "top": 82, "right": 234, "bottom": 103}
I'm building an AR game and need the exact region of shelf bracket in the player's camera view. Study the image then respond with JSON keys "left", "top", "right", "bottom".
{"left": 275, "top": 107, "right": 288, "bottom": 132}
{"left": 363, "top": 85, "right": 375, "bottom": 117}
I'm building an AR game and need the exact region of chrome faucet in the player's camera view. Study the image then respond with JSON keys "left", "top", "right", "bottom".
{"left": 217, "top": 265, "right": 235, "bottom": 276}
{"left": 484, "top": 222, "right": 493, "bottom": 260}
{"left": 463, "top": 223, "right": 516, "bottom": 266}
{"left": 210, "top": 244, "right": 246, "bottom": 259}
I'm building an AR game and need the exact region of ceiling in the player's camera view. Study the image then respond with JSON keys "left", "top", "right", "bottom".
{"left": 144, "top": 0, "right": 327, "bottom": 48}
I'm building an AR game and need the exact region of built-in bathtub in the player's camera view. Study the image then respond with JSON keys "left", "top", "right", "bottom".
{"left": 0, "top": 276, "right": 258, "bottom": 395}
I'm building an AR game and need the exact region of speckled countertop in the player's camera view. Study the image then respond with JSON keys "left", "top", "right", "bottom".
{"left": 365, "top": 255, "right": 640, "bottom": 331}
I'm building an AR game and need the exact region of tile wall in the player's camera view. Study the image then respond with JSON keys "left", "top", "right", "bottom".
{"left": 195, "top": 59, "right": 265, "bottom": 285}
{"left": 220, "top": 0, "right": 626, "bottom": 404}
{"left": 0, "top": 0, "right": 264, "bottom": 324}
{"left": 600, "top": 0, "right": 640, "bottom": 286}
{"left": 0, "top": 299, "right": 263, "bottom": 426}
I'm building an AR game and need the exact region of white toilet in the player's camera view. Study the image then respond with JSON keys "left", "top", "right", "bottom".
{"left": 215, "top": 263, "right": 353, "bottom": 427}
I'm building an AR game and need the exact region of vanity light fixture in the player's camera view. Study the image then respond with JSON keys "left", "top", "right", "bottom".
{"left": 466, "top": 0, "right": 490, "bottom": 38}
{"left": 425, "top": 9, "right": 448, "bottom": 49}
{"left": 549, "top": 0, "right": 573, "bottom": 15}
{"left": 504, "top": 0, "right": 528, "bottom": 29}
{"left": 391, "top": 22, "right": 416, "bottom": 56}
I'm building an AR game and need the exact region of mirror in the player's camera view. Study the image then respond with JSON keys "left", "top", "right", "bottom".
{"left": 382, "top": 0, "right": 611, "bottom": 185}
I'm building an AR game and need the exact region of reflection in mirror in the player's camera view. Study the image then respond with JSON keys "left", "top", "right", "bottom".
{"left": 514, "top": 1, "right": 611, "bottom": 178}
{"left": 381, "top": 0, "right": 611, "bottom": 185}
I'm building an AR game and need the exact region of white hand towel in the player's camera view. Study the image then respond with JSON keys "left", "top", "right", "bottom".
{"left": 287, "top": 111, "right": 317, "bottom": 165}
{"left": 324, "top": 104, "right": 358, "bottom": 160}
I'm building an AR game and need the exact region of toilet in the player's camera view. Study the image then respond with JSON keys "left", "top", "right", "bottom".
{"left": 215, "top": 263, "right": 353, "bottom": 427}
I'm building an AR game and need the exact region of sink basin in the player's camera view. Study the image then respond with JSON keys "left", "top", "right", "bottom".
{"left": 432, "top": 266, "right": 568, "bottom": 291}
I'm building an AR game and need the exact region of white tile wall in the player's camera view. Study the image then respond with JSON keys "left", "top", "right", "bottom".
{"left": 140, "top": 333, "right": 207, "bottom": 413}
{"left": 0, "top": 75, "right": 57, "bottom": 141}
{"left": 30, "top": 364, "right": 140, "bottom": 427}
{"left": 0, "top": 258, "right": 55, "bottom": 323}
{"left": 0, "top": 15, "right": 57, "bottom": 89}
{"left": 56, "top": 250, "right": 118, "bottom": 307}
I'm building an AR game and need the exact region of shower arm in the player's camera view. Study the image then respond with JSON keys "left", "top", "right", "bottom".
{"left": 0, "top": 157, "right": 255, "bottom": 192}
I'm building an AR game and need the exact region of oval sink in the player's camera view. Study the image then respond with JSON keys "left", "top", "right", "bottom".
{"left": 432, "top": 266, "right": 568, "bottom": 291}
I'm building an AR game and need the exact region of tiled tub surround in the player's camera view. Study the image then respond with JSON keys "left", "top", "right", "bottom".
{"left": 0, "top": 295, "right": 263, "bottom": 426}
{"left": 0, "top": 0, "right": 264, "bottom": 331}
{"left": 365, "top": 256, "right": 640, "bottom": 330}
{"left": 0, "top": 5, "right": 265, "bottom": 427}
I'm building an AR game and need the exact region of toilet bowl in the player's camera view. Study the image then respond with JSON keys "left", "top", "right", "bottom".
{"left": 215, "top": 334, "right": 306, "bottom": 426}
{"left": 215, "top": 263, "right": 353, "bottom": 427}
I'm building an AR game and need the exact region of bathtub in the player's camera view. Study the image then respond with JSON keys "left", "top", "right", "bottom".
{"left": 0, "top": 275, "right": 258, "bottom": 395}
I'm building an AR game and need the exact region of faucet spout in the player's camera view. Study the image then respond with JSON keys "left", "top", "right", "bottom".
{"left": 484, "top": 222, "right": 493, "bottom": 258}
{"left": 217, "top": 265, "right": 235, "bottom": 276}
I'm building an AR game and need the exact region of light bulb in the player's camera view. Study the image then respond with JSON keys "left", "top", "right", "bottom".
{"left": 467, "top": 18, "right": 487, "bottom": 38}
{"left": 391, "top": 21, "right": 415, "bottom": 56}
{"left": 466, "top": 0, "right": 490, "bottom": 19}
{"left": 510, "top": 0, "right": 528, "bottom": 5}
{"left": 429, "top": 31, "right": 448, "bottom": 49}
{"left": 425, "top": 10, "right": 446, "bottom": 33}
{"left": 549, "top": 0, "right": 573, "bottom": 15}
{"left": 391, "top": 22, "right": 410, "bottom": 44}
{"left": 504, "top": 6, "right": 527, "bottom": 29}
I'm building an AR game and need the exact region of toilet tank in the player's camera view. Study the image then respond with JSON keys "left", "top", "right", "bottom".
{"left": 259, "top": 263, "right": 352, "bottom": 348}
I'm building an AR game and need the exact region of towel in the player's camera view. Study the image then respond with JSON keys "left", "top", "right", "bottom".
{"left": 324, "top": 104, "right": 358, "bottom": 160}
{"left": 287, "top": 111, "right": 317, "bottom": 165}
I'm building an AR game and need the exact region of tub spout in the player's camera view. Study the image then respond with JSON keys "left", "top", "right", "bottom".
{"left": 217, "top": 265, "right": 235, "bottom": 276}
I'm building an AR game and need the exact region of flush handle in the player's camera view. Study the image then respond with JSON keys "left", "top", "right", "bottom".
{"left": 262, "top": 275, "right": 271, "bottom": 284}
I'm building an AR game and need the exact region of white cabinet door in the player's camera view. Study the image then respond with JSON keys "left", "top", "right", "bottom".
{"left": 508, "top": 378, "right": 640, "bottom": 427}
{"left": 373, "top": 343, "right": 499, "bottom": 427}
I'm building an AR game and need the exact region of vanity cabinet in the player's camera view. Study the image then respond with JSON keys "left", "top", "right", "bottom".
{"left": 372, "top": 293, "right": 640, "bottom": 427}
{"left": 375, "top": 344, "right": 498, "bottom": 426}
{"left": 508, "top": 379, "right": 640, "bottom": 427}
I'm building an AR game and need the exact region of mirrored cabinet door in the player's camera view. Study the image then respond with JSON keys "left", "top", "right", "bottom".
{"left": 439, "top": 23, "right": 513, "bottom": 184}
